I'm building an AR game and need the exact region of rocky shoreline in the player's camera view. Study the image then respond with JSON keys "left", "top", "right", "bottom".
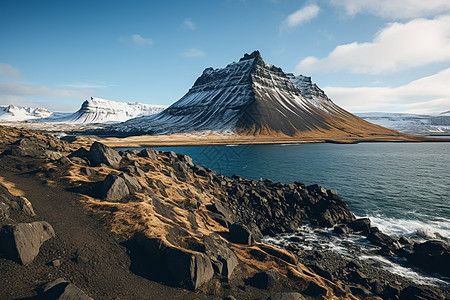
{"left": 0, "top": 125, "right": 449, "bottom": 299}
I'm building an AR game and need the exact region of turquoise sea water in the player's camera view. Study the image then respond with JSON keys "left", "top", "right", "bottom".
{"left": 121, "top": 142, "right": 450, "bottom": 242}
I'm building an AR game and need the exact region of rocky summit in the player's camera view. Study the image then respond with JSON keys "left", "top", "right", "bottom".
{"left": 113, "top": 51, "right": 401, "bottom": 139}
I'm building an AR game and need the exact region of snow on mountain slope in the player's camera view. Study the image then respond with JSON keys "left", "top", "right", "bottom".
{"left": 61, "top": 97, "right": 167, "bottom": 124}
{"left": 0, "top": 105, "right": 52, "bottom": 121}
{"left": 357, "top": 112, "right": 450, "bottom": 135}
{"left": 113, "top": 51, "right": 397, "bottom": 138}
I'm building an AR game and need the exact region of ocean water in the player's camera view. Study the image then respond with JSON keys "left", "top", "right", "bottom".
{"left": 120, "top": 142, "right": 450, "bottom": 283}
{"left": 144, "top": 142, "right": 450, "bottom": 243}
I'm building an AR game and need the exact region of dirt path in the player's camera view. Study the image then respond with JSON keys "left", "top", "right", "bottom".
{"left": 0, "top": 169, "right": 206, "bottom": 300}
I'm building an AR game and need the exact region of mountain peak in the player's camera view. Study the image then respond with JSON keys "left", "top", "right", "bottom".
{"left": 239, "top": 50, "right": 263, "bottom": 62}
{"left": 114, "top": 51, "right": 400, "bottom": 138}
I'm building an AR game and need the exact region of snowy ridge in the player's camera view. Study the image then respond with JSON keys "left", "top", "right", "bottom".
{"left": 61, "top": 97, "right": 167, "bottom": 124}
{"left": 0, "top": 105, "right": 52, "bottom": 122}
{"left": 357, "top": 112, "right": 450, "bottom": 135}
{"left": 116, "top": 56, "right": 257, "bottom": 134}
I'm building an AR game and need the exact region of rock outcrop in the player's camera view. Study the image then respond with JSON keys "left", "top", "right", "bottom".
{"left": 407, "top": 240, "right": 450, "bottom": 277}
{"left": 0, "top": 221, "right": 55, "bottom": 265}
{"left": 86, "top": 141, "right": 122, "bottom": 167}
{"left": 40, "top": 278, "right": 93, "bottom": 300}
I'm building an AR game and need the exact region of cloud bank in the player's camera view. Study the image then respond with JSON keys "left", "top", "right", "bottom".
{"left": 296, "top": 15, "right": 450, "bottom": 74}
{"left": 331, "top": 0, "right": 450, "bottom": 19}
{"left": 324, "top": 68, "right": 450, "bottom": 114}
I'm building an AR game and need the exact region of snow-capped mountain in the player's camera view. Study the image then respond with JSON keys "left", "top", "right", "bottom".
{"left": 0, "top": 105, "right": 52, "bottom": 122}
{"left": 61, "top": 97, "right": 167, "bottom": 124}
{"left": 112, "top": 51, "right": 399, "bottom": 138}
{"left": 357, "top": 112, "right": 450, "bottom": 135}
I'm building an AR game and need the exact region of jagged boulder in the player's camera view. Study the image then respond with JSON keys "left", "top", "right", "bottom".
{"left": 204, "top": 234, "right": 239, "bottom": 278}
{"left": 68, "top": 147, "right": 88, "bottom": 159}
{"left": 206, "top": 201, "right": 237, "bottom": 227}
{"left": 407, "top": 240, "right": 450, "bottom": 277}
{"left": 138, "top": 148, "right": 159, "bottom": 160}
{"left": 40, "top": 278, "right": 93, "bottom": 300}
{"left": 348, "top": 218, "right": 372, "bottom": 234}
{"left": 249, "top": 268, "right": 280, "bottom": 289}
{"left": 0, "top": 221, "right": 55, "bottom": 265}
{"left": 99, "top": 174, "right": 130, "bottom": 201}
{"left": 86, "top": 142, "right": 121, "bottom": 167}
{"left": 119, "top": 173, "right": 142, "bottom": 194}
{"left": 367, "top": 230, "right": 399, "bottom": 249}
{"left": 229, "top": 222, "right": 261, "bottom": 245}
{"left": 0, "top": 193, "right": 35, "bottom": 217}
{"left": 166, "top": 247, "right": 214, "bottom": 290}
{"left": 268, "top": 293, "right": 306, "bottom": 300}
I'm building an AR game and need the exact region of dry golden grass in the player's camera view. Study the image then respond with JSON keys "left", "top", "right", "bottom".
{"left": 0, "top": 176, "right": 25, "bottom": 196}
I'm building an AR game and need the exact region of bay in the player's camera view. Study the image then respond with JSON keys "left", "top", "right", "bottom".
{"left": 121, "top": 142, "right": 450, "bottom": 241}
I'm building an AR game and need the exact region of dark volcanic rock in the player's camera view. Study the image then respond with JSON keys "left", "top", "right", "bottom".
{"left": 86, "top": 141, "right": 121, "bottom": 167}
{"left": 41, "top": 278, "right": 93, "bottom": 300}
{"left": 99, "top": 174, "right": 130, "bottom": 201}
{"left": 223, "top": 177, "right": 354, "bottom": 234}
{"left": 119, "top": 172, "right": 142, "bottom": 194}
{"left": 400, "top": 285, "right": 445, "bottom": 300}
{"left": 249, "top": 269, "right": 280, "bottom": 289}
{"left": 138, "top": 148, "right": 159, "bottom": 160}
{"left": 367, "top": 231, "right": 399, "bottom": 249}
{"left": 408, "top": 240, "right": 450, "bottom": 277}
{"left": 166, "top": 246, "right": 214, "bottom": 290}
{"left": 267, "top": 292, "right": 306, "bottom": 300}
{"left": 2, "top": 137, "right": 67, "bottom": 159}
{"left": 204, "top": 234, "right": 239, "bottom": 278}
{"left": 0, "top": 221, "right": 55, "bottom": 265}
{"left": 348, "top": 218, "right": 371, "bottom": 234}
{"left": 229, "top": 222, "right": 261, "bottom": 245}
{"left": 134, "top": 237, "right": 214, "bottom": 290}
{"left": 68, "top": 147, "right": 89, "bottom": 159}
{"left": 206, "top": 201, "right": 237, "bottom": 226}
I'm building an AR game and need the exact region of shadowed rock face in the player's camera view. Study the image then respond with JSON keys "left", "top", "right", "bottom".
{"left": 113, "top": 51, "right": 400, "bottom": 138}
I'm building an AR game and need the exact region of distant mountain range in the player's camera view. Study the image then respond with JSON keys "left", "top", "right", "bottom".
{"left": 0, "top": 105, "right": 53, "bottom": 121}
{"left": 111, "top": 51, "right": 399, "bottom": 139}
{"left": 357, "top": 112, "right": 450, "bottom": 135}
{"left": 0, "top": 98, "right": 167, "bottom": 124}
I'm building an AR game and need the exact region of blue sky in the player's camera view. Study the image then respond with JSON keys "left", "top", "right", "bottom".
{"left": 1, "top": 0, "right": 450, "bottom": 114}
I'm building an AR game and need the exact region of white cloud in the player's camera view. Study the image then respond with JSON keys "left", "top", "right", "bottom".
{"left": 296, "top": 15, "right": 450, "bottom": 74}
{"left": 283, "top": 4, "right": 320, "bottom": 28}
{"left": 182, "top": 48, "right": 206, "bottom": 58}
{"left": 182, "top": 18, "right": 196, "bottom": 30}
{"left": 131, "top": 34, "right": 154, "bottom": 46}
{"left": 0, "top": 63, "right": 22, "bottom": 77}
{"left": 330, "top": 0, "right": 450, "bottom": 19}
{"left": 324, "top": 68, "right": 450, "bottom": 114}
{"left": 0, "top": 82, "right": 92, "bottom": 99}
